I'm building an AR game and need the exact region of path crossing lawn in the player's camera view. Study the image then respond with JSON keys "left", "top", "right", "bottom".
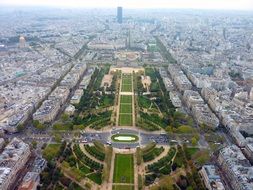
{"left": 120, "top": 104, "right": 132, "bottom": 113}
{"left": 113, "top": 154, "right": 134, "bottom": 184}
{"left": 112, "top": 185, "right": 134, "bottom": 190}
{"left": 118, "top": 75, "right": 133, "bottom": 126}
{"left": 121, "top": 74, "right": 132, "bottom": 92}
{"left": 122, "top": 75, "right": 132, "bottom": 85}
{"left": 120, "top": 95, "right": 132, "bottom": 104}
{"left": 122, "top": 78, "right": 132, "bottom": 84}
{"left": 121, "top": 84, "right": 132, "bottom": 92}
{"left": 119, "top": 114, "right": 133, "bottom": 126}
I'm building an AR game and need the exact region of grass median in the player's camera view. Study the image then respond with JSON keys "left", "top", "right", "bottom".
{"left": 113, "top": 154, "right": 134, "bottom": 184}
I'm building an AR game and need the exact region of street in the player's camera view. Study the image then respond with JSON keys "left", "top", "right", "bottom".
{"left": 81, "top": 128, "right": 170, "bottom": 149}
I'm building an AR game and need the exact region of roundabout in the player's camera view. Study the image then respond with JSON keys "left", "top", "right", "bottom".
{"left": 111, "top": 134, "right": 139, "bottom": 143}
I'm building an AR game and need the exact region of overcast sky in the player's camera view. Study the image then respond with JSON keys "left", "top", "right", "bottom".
{"left": 1, "top": 0, "right": 253, "bottom": 10}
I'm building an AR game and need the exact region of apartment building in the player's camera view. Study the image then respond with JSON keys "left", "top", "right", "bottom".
{"left": 0, "top": 138, "right": 31, "bottom": 190}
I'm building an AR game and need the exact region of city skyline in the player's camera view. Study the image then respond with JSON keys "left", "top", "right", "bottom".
{"left": 1, "top": 0, "right": 253, "bottom": 10}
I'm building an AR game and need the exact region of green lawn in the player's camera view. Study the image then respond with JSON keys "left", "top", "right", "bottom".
{"left": 122, "top": 78, "right": 132, "bottom": 84}
{"left": 122, "top": 75, "right": 132, "bottom": 85}
{"left": 120, "top": 95, "right": 132, "bottom": 104}
{"left": 113, "top": 185, "right": 134, "bottom": 190}
{"left": 100, "top": 95, "right": 114, "bottom": 107}
{"left": 79, "top": 164, "right": 91, "bottom": 175}
{"left": 185, "top": 147, "right": 199, "bottom": 157}
{"left": 42, "top": 144, "right": 61, "bottom": 161}
{"left": 119, "top": 75, "right": 133, "bottom": 125}
{"left": 120, "top": 104, "right": 132, "bottom": 113}
{"left": 87, "top": 172, "right": 102, "bottom": 185}
{"left": 138, "top": 96, "right": 151, "bottom": 109}
{"left": 53, "top": 122, "right": 72, "bottom": 131}
{"left": 121, "top": 74, "right": 132, "bottom": 92}
{"left": 176, "top": 125, "right": 195, "bottom": 133}
{"left": 61, "top": 161, "right": 86, "bottom": 182}
{"left": 121, "top": 84, "right": 132, "bottom": 92}
{"left": 119, "top": 114, "right": 133, "bottom": 126}
{"left": 113, "top": 154, "right": 134, "bottom": 184}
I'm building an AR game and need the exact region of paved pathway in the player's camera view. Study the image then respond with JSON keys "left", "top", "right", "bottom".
{"left": 108, "top": 150, "right": 116, "bottom": 189}
{"left": 115, "top": 76, "right": 121, "bottom": 127}
{"left": 131, "top": 74, "right": 136, "bottom": 127}
{"left": 116, "top": 73, "right": 122, "bottom": 126}
{"left": 120, "top": 92, "right": 134, "bottom": 95}
{"left": 137, "top": 160, "right": 145, "bottom": 190}
{"left": 133, "top": 150, "right": 138, "bottom": 190}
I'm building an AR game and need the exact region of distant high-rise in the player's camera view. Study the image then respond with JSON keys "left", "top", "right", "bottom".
{"left": 19, "top": 36, "right": 26, "bottom": 48}
{"left": 128, "top": 29, "right": 131, "bottom": 48}
{"left": 117, "top": 7, "right": 123, "bottom": 24}
{"left": 250, "top": 88, "right": 253, "bottom": 101}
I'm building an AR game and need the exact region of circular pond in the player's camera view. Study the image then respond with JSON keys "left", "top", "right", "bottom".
{"left": 111, "top": 134, "right": 139, "bottom": 143}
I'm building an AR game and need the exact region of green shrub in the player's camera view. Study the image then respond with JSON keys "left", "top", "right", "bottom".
{"left": 87, "top": 172, "right": 102, "bottom": 185}
{"left": 138, "top": 174, "right": 143, "bottom": 190}
{"left": 136, "top": 147, "right": 142, "bottom": 165}
{"left": 176, "top": 125, "right": 195, "bottom": 133}
{"left": 42, "top": 144, "right": 61, "bottom": 161}
{"left": 160, "top": 163, "right": 172, "bottom": 175}
{"left": 84, "top": 145, "right": 105, "bottom": 161}
{"left": 143, "top": 147, "right": 164, "bottom": 162}
{"left": 141, "top": 142, "right": 156, "bottom": 154}
{"left": 73, "top": 144, "right": 103, "bottom": 171}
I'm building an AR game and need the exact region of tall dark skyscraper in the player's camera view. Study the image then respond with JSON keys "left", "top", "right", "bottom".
{"left": 117, "top": 7, "right": 123, "bottom": 24}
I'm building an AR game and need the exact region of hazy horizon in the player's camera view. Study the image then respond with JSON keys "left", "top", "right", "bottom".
{"left": 1, "top": 0, "right": 253, "bottom": 10}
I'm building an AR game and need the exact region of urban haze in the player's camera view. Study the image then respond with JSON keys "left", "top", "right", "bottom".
{"left": 0, "top": 2, "right": 252, "bottom": 190}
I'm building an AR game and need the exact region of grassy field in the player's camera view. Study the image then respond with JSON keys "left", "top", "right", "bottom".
{"left": 122, "top": 75, "right": 132, "bottom": 84}
{"left": 119, "top": 75, "right": 133, "bottom": 126}
{"left": 119, "top": 95, "right": 133, "bottom": 126}
{"left": 185, "top": 147, "right": 199, "bottom": 157}
{"left": 113, "top": 185, "right": 134, "bottom": 190}
{"left": 87, "top": 172, "right": 102, "bottom": 185}
{"left": 113, "top": 154, "right": 134, "bottom": 184}
{"left": 120, "top": 104, "right": 132, "bottom": 113}
{"left": 120, "top": 95, "right": 132, "bottom": 104}
{"left": 43, "top": 144, "right": 61, "bottom": 161}
{"left": 138, "top": 96, "right": 152, "bottom": 109}
{"left": 121, "top": 84, "right": 132, "bottom": 92}
{"left": 119, "top": 114, "right": 133, "bottom": 126}
{"left": 121, "top": 74, "right": 132, "bottom": 92}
